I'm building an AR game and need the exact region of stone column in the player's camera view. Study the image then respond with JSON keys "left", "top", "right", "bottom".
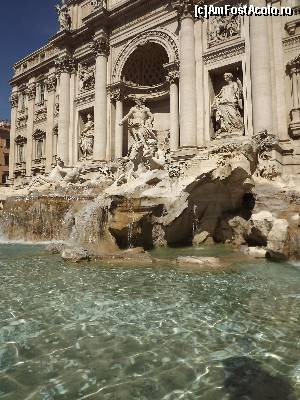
{"left": 45, "top": 73, "right": 56, "bottom": 172}
{"left": 287, "top": 63, "right": 300, "bottom": 137}
{"left": 250, "top": 0, "right": 273, "bottom": 133}
{"left": 25, "top": 80, "right": 36, "bottom": 176}
{"left": 194, "top": 17, "right": 205, "bottom": 146}
{"left": 290, "top": 68, "right": 300, "bottom": 111}
{"left": 8, "top": 90, "right": 18, "bottom": 181}
{"left": 271, "top": 1, "right": 289, "bottom": 141}
{"left": 110, "top": 87, "right": 124, "bottom": 159}
{"left": 173, "top": 0, "right": 197, "bottom": 147}
{"left": 166, "top": 66, "right": 180, "bottom": 151}
{"left": 55, "top": 55, "right": 74, "bottom": 165}
{"left": 91, "top": 33, "right": 109, "bottom": 161}
{"left": 69, "top": 69, "right": 77, "bottom": 166}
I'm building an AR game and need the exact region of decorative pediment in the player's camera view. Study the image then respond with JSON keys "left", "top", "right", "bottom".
{"left": 33, "top": 129, "right": 46, "bottom": 140}
{"left": 287, "top": 54, "right": 300, "bottom": 74}
{"left": 15, "top": 135, "right": 27, "bottom": 145}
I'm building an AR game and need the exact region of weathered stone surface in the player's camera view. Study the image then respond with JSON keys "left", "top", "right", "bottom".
{"left": 95, "top": 248, "right": 154, "bottom": 265}
{"left": 247, "top": 246, "right": 267, "bottom": 259}
{"left": 228, "top": 216, "right": 250, "bottom": 246}
{"left": 176, "top": 256, "right": 221, "bottom": 268}
{"left": 193, "top": 231, "right": 213, "bottom": 245}
{"left": 152, "top": 224, "right": 167, "bottom": 247}
{"left": 247, "top": 211, "right": 274, "bottom": 246}
{"left": 61, "top": 247, "right": 91, "bottom": 263}
{"left": 46, "top": 242, "right": 66, "bottom": 254}
{"left": 267, "top": 219, "right": 290, "bottom": 261}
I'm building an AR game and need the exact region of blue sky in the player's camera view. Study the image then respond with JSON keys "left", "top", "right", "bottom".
{"left": 0, "top": 1, "right": 58, "bottom": 120}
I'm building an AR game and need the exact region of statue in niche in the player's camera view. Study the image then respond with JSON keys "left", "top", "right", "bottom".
{"left": 113, "top": 97, "right": 166, "bottom": 186}
{"left": 55, "top": 2, "right": 72, "bottom": 31}
{"left": 80, "top": 114, "right": 94, "bottom": 159}
{"left": 79, "top": 64, "right": 95, "bottom": 91}
{"left": 208, "top": 15, "right": 240, "bottom": 47}
{"left": 211, "top": 73, "right": 244, "bottom": 137}
{"left": 119, "top": 97, "right": 155, "bottom": 155}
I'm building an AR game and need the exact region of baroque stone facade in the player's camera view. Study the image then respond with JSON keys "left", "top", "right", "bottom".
{"left": 0, "top": 121, "right": 10, "bottom": 185}
{"left": 8, "top": 0, "right": 300, "bottom": 183}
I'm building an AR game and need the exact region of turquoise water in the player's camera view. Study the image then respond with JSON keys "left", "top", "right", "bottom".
{"left": 0, "top": 244, "right": 299, "bottom": 400}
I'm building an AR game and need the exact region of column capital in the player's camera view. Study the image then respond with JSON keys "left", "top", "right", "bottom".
{"left": 10, "top": 92, "right": 19, "bottom": 108}
{"left": 165, "top": 62, "right": 180, "bottom": 84}
{"left": 108, "top": 83, "right": 125, "bottom": 102}
{"left": 26, "top": 82, "right": 36, "bottom": 101}
{"left": 287, "top": 55, "right": 300, "bottom": 76}
{"left": 91, "top": 33, "right": 110, "bottom": 58}
{"left": 55, "top": 54, "right": 75, "bottom": 75}
{"left": 46, "top": 73, "right": 57, "bottom": 92}
{"left": 171, "top": 0, "right": 197, "bottom": 20}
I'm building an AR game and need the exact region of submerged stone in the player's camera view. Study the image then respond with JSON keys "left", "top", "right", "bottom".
{"left": 61, "top": 247, "right": 91, "bottom": 263}
{"left": 176, "top": 256, "right": 221, "bottom": 268}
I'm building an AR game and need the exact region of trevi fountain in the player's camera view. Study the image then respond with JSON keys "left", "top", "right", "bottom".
{"left": 0, "top": 0, "right": 300, "bottom": 399}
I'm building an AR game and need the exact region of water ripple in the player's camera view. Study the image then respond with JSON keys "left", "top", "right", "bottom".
{"left": 0, "top": 244, "right": 299, "bottom": 399}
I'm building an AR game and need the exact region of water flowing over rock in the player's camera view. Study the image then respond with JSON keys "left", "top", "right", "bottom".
{"left": 0, "top": 130, "right": 299, "bottom": 261}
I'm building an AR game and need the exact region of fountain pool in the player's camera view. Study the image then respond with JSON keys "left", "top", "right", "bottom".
{"left": 0, "top": 243, "right": 299, "bottom": 399}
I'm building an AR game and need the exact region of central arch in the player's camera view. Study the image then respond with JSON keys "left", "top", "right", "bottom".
{"left": 112, "top": 29, "right": 179, "bottom": 83}
{"left": 122, "top": 42, "right": 169, "bottom": 86}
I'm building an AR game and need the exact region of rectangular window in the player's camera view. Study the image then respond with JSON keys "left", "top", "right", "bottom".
{"left": 40, "top": 82, "right": 45, "bottom": 103}
{"left": 4, "top": 154, "right": 9, "bottom": 166}
{"left": 2, "top": 174, "right": 7, "bottom": 184}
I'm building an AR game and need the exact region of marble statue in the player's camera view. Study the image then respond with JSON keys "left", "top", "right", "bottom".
{"left": 27, "top": 159, "right": 82, "bottom": 192}
{"left": 111, "top": 101, "right": 167, "bottom": 188}
{"left": 119, "top": 97, "right": 155, "bottom": 149}
{"left": 55, "top": 3, "right": 72, "bottom": 31}
{"left": 80, "top": 114, "right": 94, "bottom": 159}
{"left": 211, "top": 73, "right": 244, "bottom": 137}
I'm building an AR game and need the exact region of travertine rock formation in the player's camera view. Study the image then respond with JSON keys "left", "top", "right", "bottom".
{"left": 2, "top": 128, "right": 298, "bottom": 262}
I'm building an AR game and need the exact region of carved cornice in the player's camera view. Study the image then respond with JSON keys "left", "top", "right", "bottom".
{"left": 74, "top": 91, "right": 95, "bottom": 107}
{"left": 283, "top": 34, "right": 300, "bottom": 49}
{"left": 10, "top": 93, "right": 19, "bottom": 108}
{"left": 90, "top": 34, "right": 110, "bottom": 58}
{"left": 26, "top": 83, "right": 36, "bottom": 101}
{"left": 46, "top": 74, "right": 57, "bottom": 92}
{"left": 55, "top": 54, "right": 75, "bottom": 75}
{"left": 171, "top": 0, "right": 197, "bottom": 20}
{"left": 203, "top": 42, "right": 245, "bottom": 65}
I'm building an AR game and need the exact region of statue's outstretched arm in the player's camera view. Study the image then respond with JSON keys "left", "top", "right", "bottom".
{"left": 119, "top": 110, "right": 133, "bottom": 126}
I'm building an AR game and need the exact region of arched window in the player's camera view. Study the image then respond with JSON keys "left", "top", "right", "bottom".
{"left": 15, "top": 135, "right": 27, "bottom": 164}
{"left": 52, "top": 125, "right": 58, "bottom": 163}
{"left": 33, "top": 130, "right": 46, "bottom": 160}
{"left": 18, "top": 91, "right": 27, "bottom": 111}
{"left": 36, "top": 80, "right": 46, "bottom": 105}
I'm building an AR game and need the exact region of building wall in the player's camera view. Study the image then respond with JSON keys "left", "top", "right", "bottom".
{"left": 8, "top": 0, "right": 300, "bottom": 182}
{"left": 0, "top": 123, "right": 10, "bottom": 185}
